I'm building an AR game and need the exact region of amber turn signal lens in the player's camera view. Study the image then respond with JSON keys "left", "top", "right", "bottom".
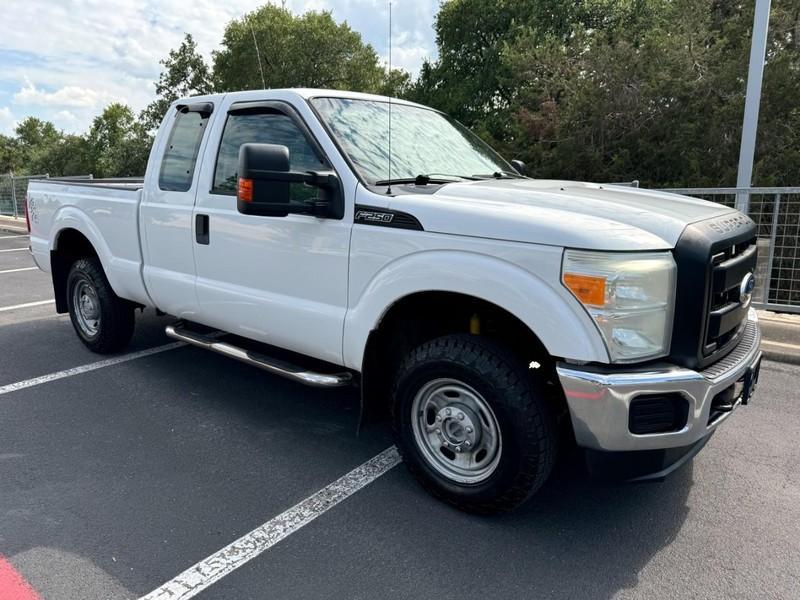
{"left": 563, "top": 273, "right": 606, "bottom": 306}
{"left": 238, "top": 177, "right": 254, "bottom": 202}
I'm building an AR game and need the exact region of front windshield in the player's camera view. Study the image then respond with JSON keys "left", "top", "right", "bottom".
{"left": 310, "top": 97, "right": 514, "bottom": 185}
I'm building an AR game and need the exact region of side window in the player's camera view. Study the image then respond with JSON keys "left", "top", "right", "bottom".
{"left": 159, "top": 110, "right": 208, "bottom": 192}
{"left": 212, "top": 110, "right": 326, "bottom": 198}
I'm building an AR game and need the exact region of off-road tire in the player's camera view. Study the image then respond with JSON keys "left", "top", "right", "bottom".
{"left": 392, "top": 334, "right": 557, "bottom": 513}
{"left": 66, "top": 257, "right": 135, "bottom": 353}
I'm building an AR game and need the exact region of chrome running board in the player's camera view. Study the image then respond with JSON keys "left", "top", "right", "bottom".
{"left": 165, "top": 323, "right": 353, "bottom": 388}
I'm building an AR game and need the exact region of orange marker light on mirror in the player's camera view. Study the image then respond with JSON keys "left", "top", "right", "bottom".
{"left": 238, "top": 177, "right": 254, "bottom": 202}
{"left": 563, "top": 273, "right": 606, "bottom": 307}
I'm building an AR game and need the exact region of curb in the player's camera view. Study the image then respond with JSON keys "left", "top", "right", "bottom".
{"left": 762, "top": 349, "right": 800, "bottom": 367}
{"left": 0, "top": 217, "right": 26, "bottom": 235}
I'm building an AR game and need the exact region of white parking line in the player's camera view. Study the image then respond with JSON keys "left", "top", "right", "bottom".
{"left": 139, "top": 446, "right": 402, "bottom": 600}
{"left": 0, "top": 341, "right": 186, "bottom": 396}
{"left": 0, "top": 247, "right": 28, "bottom": 253}
{"left": 0, "top": 300, "right": 55, "bottom": 313}
{"left": 0, "top": 267, "right": 38, "bottom": 274}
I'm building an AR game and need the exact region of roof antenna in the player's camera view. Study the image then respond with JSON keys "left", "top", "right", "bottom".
{"left": 387, "top": 1, "right": 393, "bottom": 195}
{"left": 248, "top": 16, "right": 266, "bottom": 89}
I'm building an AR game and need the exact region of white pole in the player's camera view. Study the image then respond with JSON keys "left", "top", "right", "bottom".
{"left": 736, "top": 0, "right": 771, "bottom": 213}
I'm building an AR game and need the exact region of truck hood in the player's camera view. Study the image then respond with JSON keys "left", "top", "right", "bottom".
{"left": 388, "top": 179, "right": 737, "bottom": 250}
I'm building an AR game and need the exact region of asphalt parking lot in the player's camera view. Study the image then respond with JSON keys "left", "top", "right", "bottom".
{"left": 1, "top": 230, "right": 799, "bottom": 600}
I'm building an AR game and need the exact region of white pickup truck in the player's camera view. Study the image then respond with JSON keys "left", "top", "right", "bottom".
{"left": 26, "top": 89, "right": 762, "bottom": 513}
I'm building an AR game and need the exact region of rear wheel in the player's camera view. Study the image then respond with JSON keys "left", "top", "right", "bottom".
{"left": 392, "top": 334, "right": 557, "bottom": 513}
{"left": 66, "top": 257, "right": 135, "bottom": 353}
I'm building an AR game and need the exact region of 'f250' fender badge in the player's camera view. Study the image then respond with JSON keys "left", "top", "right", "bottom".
{"left": 740, "top": 272, "right": 755, "bottom": 307}
{"left": 355, "top": 210, "right": 394, "bottom": 223}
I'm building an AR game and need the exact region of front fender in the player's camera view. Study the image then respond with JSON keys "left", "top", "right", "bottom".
{"left": 342, "top": 249, "right": 609, "bottom": 371}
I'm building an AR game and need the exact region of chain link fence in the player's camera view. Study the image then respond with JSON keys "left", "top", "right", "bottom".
{"left": 0, "top": 174, "right": 49, "bottom": 218}
{"left": 0, "top": 174, "right": 95, "bottom": 219}
{"left": 664, "top": 187, "right": 800, "bottom": 314}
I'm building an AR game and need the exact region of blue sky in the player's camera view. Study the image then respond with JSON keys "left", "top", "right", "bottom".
{"left": 0, "top": 0, "right": 440, "bottom": 136}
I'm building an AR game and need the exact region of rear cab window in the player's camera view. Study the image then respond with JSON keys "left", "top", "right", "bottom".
{"left": 159, "top": 109, "right": 210, "bottom": 192}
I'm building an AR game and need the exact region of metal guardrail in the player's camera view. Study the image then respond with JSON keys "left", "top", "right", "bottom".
{"left": 664, "top": 187, "right": 800, "bottom": 314}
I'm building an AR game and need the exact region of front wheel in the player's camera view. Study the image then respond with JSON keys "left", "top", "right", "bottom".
{"left": 392, "top": 334, "right": 557, "bottom": 513}
{"left": 66, "top": 257, "right": 135, "bottom": 353}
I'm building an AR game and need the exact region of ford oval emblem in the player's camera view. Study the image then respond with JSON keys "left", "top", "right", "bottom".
{"left": 740, "top": 272, "right": 755, "bottom": 307}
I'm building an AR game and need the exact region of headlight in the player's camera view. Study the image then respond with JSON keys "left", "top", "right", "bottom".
{"left": 562, "top": 250, "right": 676, "bottom": 363}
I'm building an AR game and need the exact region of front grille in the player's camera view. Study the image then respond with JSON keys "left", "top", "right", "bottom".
{"left": 670, "top": 213, "right": 758, "bottom": 370}
{"left": 703, "top": 237, "right": 757, "bottom": 357}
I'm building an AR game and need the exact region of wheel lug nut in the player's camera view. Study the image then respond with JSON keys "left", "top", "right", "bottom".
{"left": 436, "top": 415, "right": 442, "bottom": 422}
{"left": 466, "top": 426, "right": 473, "bottom": 433}
{"left": 465, "top": 440, "right": 471, "bottom": 447}
{"left": 445, "top": 408, "right": 452, "bottom": 416}
{"left": 443, "top": 441, "right": 449, "bottom": 447}
{"left": 436, "top": 429, "right": 441, "bottom": 436}
{"left": 455, "top": 446, "right": 462, "bottom": 453}
{"left": 458, "top": 412, "right": 465, "bottom": 420}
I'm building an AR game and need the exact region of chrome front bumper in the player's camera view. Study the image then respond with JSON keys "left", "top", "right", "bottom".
{"left": 556, "top": 309, "right": 761, "bottom": 452}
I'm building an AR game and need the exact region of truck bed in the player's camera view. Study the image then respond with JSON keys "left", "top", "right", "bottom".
{"left": 27, "top": 177, "right": 150, "bottom": 307}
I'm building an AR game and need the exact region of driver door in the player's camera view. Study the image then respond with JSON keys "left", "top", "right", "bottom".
{"left": 191, "top": 100, "right": 351, "bottom": 365}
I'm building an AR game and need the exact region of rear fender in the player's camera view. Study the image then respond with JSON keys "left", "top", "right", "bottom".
{"left": 49, "top": 207, "right": 147, "bottom": 306}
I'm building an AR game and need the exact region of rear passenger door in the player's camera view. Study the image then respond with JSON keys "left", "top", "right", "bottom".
{"left": 140, "top": 102, "right": 213, "bottom": 318}
{"left": 191, "top": 100, "right": 351, "bottom": 365}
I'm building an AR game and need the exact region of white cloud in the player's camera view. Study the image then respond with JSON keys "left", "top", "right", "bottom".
{"left": 1, "top": 0, "right": 439, "bottom": 134}
{"left": 14, "top": 78, "right": 117, "bottom": 109}
{"left": 0, "top": 107, "right": 17, "bottom": 136}
{"left": 52, "top": 110, "right": 80, "bottom": 130}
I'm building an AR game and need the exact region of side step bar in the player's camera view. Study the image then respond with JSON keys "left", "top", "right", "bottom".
{"left": 165, "top": 323, "right": 353, "bottom": 388}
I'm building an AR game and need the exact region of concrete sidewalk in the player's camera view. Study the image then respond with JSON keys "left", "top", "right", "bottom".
{"left": 759, "top": 311, "right": 800, "bottom": 365}
{"left": 0, "top": 214, "right": 27, "bottom": 234}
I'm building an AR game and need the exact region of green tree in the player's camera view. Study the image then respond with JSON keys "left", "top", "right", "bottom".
{"left": 0, "top": 134, "right": 22, "bottom": 174}
{"left": 140, "top": 33, "right": 213, "bottom": 132}
{"left": 416, "top": 0, "right": 800, "bottom": 188}
{"left": 213, "top": 5, "right": 388, "bottom": 93}
{"left": 32, "top": 134, "right": 93, "bottom": 177}
{"left": 13, "top": 117, "right": 62, "bottom": 174}
{"left": 87, "top": 104, "right": 150, "bottom": 177}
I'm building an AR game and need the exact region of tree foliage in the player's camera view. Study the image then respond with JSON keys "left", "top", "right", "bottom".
{"left": 5, "top": 1, "right": 800, "bottom": 188}
{"left": 86, "top": 103, "right": 150, "bottom": 178}
{"left": 409, "top": 0, "right": 800, "bottom": 187}
{"left": 213, "top": 5, "right": 395, "bottom": 93}
{"left": 140, "top": 33, "right": 213, "bottom": 132}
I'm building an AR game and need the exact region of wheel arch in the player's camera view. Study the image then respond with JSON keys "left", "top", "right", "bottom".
{"left": 358, "top": 290, "right": 564, "bottom": 426}
{"left": 50, "top": 227, "right": 101, "bottom": 313}
{"left": 346, "top": 251, "right": 607, "bottom": 425}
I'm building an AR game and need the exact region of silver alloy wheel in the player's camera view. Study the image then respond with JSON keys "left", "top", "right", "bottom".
{"left": 411, "top": 378, "right": 502, "bottom": 484}
{"left": 73, "top": 278, "right": 101, "bottom": 337}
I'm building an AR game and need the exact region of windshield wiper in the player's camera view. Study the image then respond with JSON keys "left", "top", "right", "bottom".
{"left": 374, "top": 173, "right": 473, "bottom": 186}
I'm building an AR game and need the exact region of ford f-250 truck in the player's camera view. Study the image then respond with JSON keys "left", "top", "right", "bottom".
{"left": 26, "top": 89, "right": 762, "bottom": 513}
